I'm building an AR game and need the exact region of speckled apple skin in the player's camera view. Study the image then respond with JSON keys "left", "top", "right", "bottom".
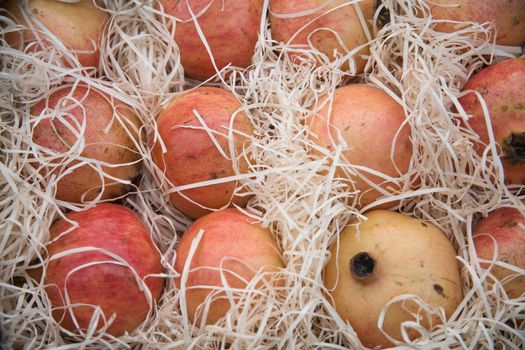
{"left": 4, "top": 0, "right": 109, "bottom": 69}
{"left": 473, "top": 206, "right": 525, "bottom": 299}
{"left": 459, "top": 58, "right": 525, "bottom": 185}
{"left": 175, "top": 208, "right": 284, "bottom": 325}
{"left": 324, "top": 210, "right": 463, "bottom": 348}
{"left": 152, "top": 87, "right": 254, "bottom": 219}
{"left": 45, "top": 204, "right": 164, "bottom": 336}
{"left": 427, "top": 0, "right": 525, "bottom": 46}
{"left": 270, "top": 0, "right": 377, "bottom": 72}
{"left": 158, "top": 0, "right": 263, "bottom": 80}
{"left": 31, "top": 84, "right": 142, "bottom": 203}
{"left": 308, "top": 84, "right": 413, "bottom": 209}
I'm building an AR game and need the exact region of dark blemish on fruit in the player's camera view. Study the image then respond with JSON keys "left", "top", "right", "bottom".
{"left": 420, "top": 261, "right": 424, "bottom": 268}
{"left": 121, "top": 237, "right": 129, "bottom": 244}
{"left": 350, "top": 252, "right": 376, "bottom": 280}
{"left": 433, "top": 283, "right": 445, "bottom": 296}
{"left": 502, "top": 132, "right": 525, "bottom": 165}
{"left": 395, "top": 281, "right": 403, "bottom": 286}
{"left": 209, "top": 171, "right": 218, "bottom": 180}
{"left": 187, "top": 155, "right": 196, "bottom": 160}
{"left": 421, "top": 222, "right": 428, "bottom": 227}
{"left": 104, "top": 147, "right": 110, "bottom": 154}
{"left": 501, "top": 105, "right": 509, "bottom": 112}
{"left": 515, "top": 103, "right": 525, "bottom": 111}
{"left": 503, "top": 220, "right": 518, "bottom": 228}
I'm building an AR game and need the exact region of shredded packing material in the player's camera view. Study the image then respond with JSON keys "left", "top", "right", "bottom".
{"left": 0, "top": 0, "right": 524, "bottom": 348}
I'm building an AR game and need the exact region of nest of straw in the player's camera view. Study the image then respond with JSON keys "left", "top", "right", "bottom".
{"left": 1, "top": 0, "right": 524, "bottom": 348}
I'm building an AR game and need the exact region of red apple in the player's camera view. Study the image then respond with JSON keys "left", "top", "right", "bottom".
{"left": 175, "top": 208, "right": 284, "bottom": 325}
{"left": 158, "top": 0, "right": 263, "bottom": 80}
{"left": 152, "top": 87, "right": 254, "bottom": 219}
{"left": 45, "top": 203, "right": 164, "bottom": 336}
{"left": 459, "top": 58, "right": 525, "bottom": 185}
{"left": 31, "top": 83, "right": 142, "bottom": 203}
{"left": 473, "top": 206, "right": 525, "bottom": 298}
{"left": 4, "top": 0, "right": 109, "bottom": 69}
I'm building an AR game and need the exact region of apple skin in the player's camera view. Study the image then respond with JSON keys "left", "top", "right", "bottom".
{"left": 4, "top": 0, "right": 109, "bottom": 69}
{"left": 270, "top": 0, "right": 377, "bottom": 72}
{"left": 459, "top": 58, "right": 525, "bottom": 185}
{"left": 152, "top": 87, "right": 254, "bottom": 219}
{"left": 158, "top": 0, "right": 263, "bottom": 80}
{"left": 45, "top": 204, "right": 164, "bottom": 336}
{"left": 324, "top": 210, "right": 463, "bottom": 348}
{"left": 473, "top": 206, "right": 525, "bottom": 298}
{"left": 308, "top": 84, "right": 413, "bottom": 209}
{"left": 174, "top": 208, "right": 284, "bottom": 325}
{"left": 426, "top": 0, "right": 525, "bottom": 46}
{"left": 30, "top": 84, "right": 141, "bottom": 203}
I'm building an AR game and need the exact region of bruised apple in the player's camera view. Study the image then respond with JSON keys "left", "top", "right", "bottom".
{"left": 459, "top": 58, "right": 525, "bottom": 185}
{"left": 426, "top": 0, "right": 525, "bottom": 46}
{"left": 31, "top": 84, "right": 141, "bottom": 203}
{"left": 175, "top": 208, "right": 284, "bottom": 324}
{"left": 152, "top": 87, "right": 254, "bottom": 219}
{"left": 270, "top": 0, "right": 377, "bottom": 72}
{"left": 158, "top": 0, "right": 263, "bottom": 80}
{"left": 324, "top": 210, "right": 463, "bottom": 348}
{"left": 308, "top": 84, "right": 413, "bottom": 209}
{"left": 4, "top": 0, "right": 109, "bottom": 69}
{"left": 473, "top": 206, "right": 525, "bottom": 298}
{"left": 45, "top": 204, "right": 164, "bottom": 336}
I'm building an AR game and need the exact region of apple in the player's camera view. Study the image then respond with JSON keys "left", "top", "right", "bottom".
{"left": 308, "top": 84, "right": 413, "bottom": 209}
{"left": 152, "top": 87, "right": 254, "bottom": 219}
{"left": 31, "top": 84, "right": 142, "bottom": 203}
{"left": 459, "top": 58, "right": 525, "bottom": 185}
{"left": 4, "top": 0, "right": 109, "bottom": 69}
{"left": 45, "top": 203, "right": 164, "bottom": 336}
{"left": 324, "top": 210, "right": 463, "bottom": 348}
{"left": 473, "top": 206, "right": 525, "bottom": 298}
{"left": 270, "top": 0, "right": 377, "bottom": 72}
{"left": 175, "top": 208, "right": 284, "bottom": 325}
{"left": 158, "top": 0, "right": 263, "bottom": 80}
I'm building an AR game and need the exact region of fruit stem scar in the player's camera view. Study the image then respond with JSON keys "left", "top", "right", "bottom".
{"left": 502, "top": 132, "right": 525, "bottom": 165}
{"left": 350, "top": 252, "right": 376, "bottom": 280}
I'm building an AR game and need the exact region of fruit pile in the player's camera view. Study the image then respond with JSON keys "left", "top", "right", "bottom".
{"left": 0, "top": 0, "right": 524, "bottom": 349}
